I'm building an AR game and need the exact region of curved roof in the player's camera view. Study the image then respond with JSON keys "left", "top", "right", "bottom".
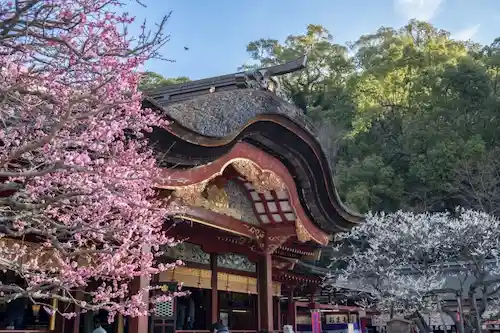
{"left": 144, "top": 85, "right": 363, "bottom": 234}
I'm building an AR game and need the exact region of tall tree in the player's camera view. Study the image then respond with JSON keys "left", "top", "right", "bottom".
{"left": 244, "top": 24, "right": 354, "bottom": 117}
{"left": 244, "top": 21, "right": 500, "bottom": 214}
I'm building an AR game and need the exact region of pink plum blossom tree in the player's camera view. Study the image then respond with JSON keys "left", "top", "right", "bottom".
{"left": 0, "top": 0, "right": 183, "bottom": 319}
{"left": 326, "top": 209, "right": 500, "bottom": 333}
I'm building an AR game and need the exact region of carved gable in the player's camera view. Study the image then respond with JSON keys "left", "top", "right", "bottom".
{"left": 223, "top": 180, "right": 259, "bottom": 225}
{"left": 185, "top": 178, "right": 260, "bottom": 225}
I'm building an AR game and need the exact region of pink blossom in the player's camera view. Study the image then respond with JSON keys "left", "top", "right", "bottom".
{"left": 0, "top": 0, "right": 181, "bottom": 321}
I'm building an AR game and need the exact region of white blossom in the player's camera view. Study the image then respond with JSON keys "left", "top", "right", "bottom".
{"left": 325, "top": 209, "right": 500, "bottom": 333}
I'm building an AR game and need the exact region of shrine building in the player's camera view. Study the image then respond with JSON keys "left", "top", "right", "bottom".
{"left": 0, "top": 57, "right": 366, "bottom": 333}
{"left": 131, "top": 56, "right": 365, "bottom": 333}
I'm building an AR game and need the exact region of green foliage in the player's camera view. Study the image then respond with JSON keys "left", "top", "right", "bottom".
{"left": 244, "top": 20, "right": 500, "bottom": 214}
{"left": 139, "top": 72, "right": 190, "bottom": 90}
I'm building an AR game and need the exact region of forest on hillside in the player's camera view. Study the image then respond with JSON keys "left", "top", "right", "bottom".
{"left": 143, "top": 20, "right": 500, "bottom": 215}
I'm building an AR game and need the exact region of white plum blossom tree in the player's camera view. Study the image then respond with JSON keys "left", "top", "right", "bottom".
{"left": 326, "top": 209, "right": 500, "bottom": 333}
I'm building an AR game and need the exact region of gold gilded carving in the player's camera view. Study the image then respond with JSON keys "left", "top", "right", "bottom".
{"left": 244, "top": 224, "right": 265, "bottom": 240}
{"left": 268, "top": 235, "right": 289, "bottom": 243}
{"left": 295, "top": 218, "right": 312, "bottom": 243}
{"left": 232, "top": 160, "right": 286, "bottom": 193}
{"left": 204, "top": 184, "right": 229, "bottom": 209}
{"left": 173, "top": 180, "right": 209, "bottom": 205}
{"left": 197, "top": 185, "right": 246, "bottom": 219}
{"left": 173, "top": 181, "right": 247, "bottom": 220}
{"left": 266, "top": 235, "right": 290, "bottom": 254}
{"left": 295, "top": 218, "right": 329, "bottom": 245}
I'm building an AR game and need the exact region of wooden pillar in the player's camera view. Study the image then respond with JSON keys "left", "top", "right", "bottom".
{"left": 210, "top": 253, "right": 218, "bottom": 324}
{"left": 256, "top": 288, "right": 261, "bottom": 330}
{"left": 49, "top": 298, "right": 58, "bottom": 331}
{"left": 53, "top": 297, "right": 70, "bottom": 333}
{"left": 71, "top": 291, "right": 84, "bottom": 333}
{"left": 83, "top": 310, "right": 93, "bottom": 333}
{"left": 360, "top": 318, "right": 368, "bottom": 333}
{"left": 287, "top": 290, "right": 296, "bottom": 329}
{"left": 72, "top": 307, "right": 81, "bottom": 333}
{"left": 53, "top": 291, "right": 79, "bottom": 333}
{"left": 258, "top": 252, "right": 273, "bottom": 331}
{"left": 116, "top": 314, "right": 124, "bottom": 333}
{"left": 276, "top": 297, "right": 282, "bottom": 330}
{"left": 128, "top": 274, "right": 150, "bottom": 333}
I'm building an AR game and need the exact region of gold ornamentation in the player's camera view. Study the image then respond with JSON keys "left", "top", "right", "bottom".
{"left": 204, "top": 184, "right": 229, "bottom": 209}
{"left": 231, "top": 159, "right": 286, "bottom": 193}
{"left": 266, "top": 235, "right": 290, "bottom": 254}
{"left": 199, "top": 200, "right": 243, "bottom": 220}
{"left": 173, "top": 180, "right": 209, "bottom": 205}
{"left": 243, "top": 224, "right": 265, "bottom": 240}
{"left": 295, "top": 218, "right": 312, "bottom": 243}
{"left": 294, "top": 219, "right": 329, "bottom": 245}
{"left": 268, "top": 235, "right": 289, "bottom": 243}
{"left": 173, "top": 179, "right": 252, "bottom": 221}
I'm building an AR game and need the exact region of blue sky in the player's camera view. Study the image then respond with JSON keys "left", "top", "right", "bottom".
{"left": 125, "top": 0, "right": 500, "bottom": 80}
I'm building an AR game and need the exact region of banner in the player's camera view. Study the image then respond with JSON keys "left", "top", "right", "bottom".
{"left": 312, "top": 311, "right": 322, "bottom": 333}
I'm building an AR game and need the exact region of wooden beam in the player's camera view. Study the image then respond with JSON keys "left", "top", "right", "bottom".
{"left": 276, "top": 296, "right": 282, "bottom": 331}
{"left": 280, "top": 237, "right": 318, "bottom": 254}
{"left": 128, "top": 246, "right": 151, "bottom": 333}
{"left": 177, "top": 204, "right": 265, "bottom": 240}
{"left": 265, "top": 222, "right": 296, "bottom": 238}
{"left": 131, "top": 244, "right": 152, "bottom": 333}
{"left": 53, "top": 294, "right": 70, "bottom": 333}
{"left": 288, "top": 290, "right": 297, "bottom": 330}
{"left": 128, "top": 274, "right": 150, "bottom": 333}
{"left": 272, "top": 269, "right": 321, "bottom": 286}
{"left": 258, "top": 252, "right": 273, "bottom": 331}
{"left": 116, "top": 314, "right": 124, "bottom": 333}
{"left": 210, "top": 253, "right": 218, "bottom": 324}
{"left": 165, "top": 222, "right": 261, "bottom": 261}
{"left": 72, "top": 302, "right": 81, "bottom": 333}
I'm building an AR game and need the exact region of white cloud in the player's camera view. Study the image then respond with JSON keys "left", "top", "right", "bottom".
{"left": 452, "top": 24, "right": 481, "bottom": 41}
{"left": 394, "top": 0, "right": 445, "bottom": 21}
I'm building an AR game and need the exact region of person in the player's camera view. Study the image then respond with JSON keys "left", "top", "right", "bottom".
{"left": 212, "top": 320, "right": 229, "bottom": 333}
{"left": 92, "top": 318, "right": 107, "bottom": 333}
